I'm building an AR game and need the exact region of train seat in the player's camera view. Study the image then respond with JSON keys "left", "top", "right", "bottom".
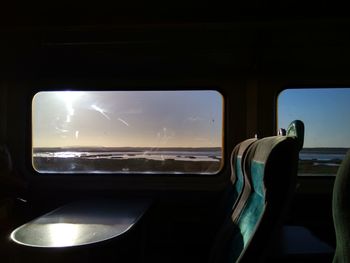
{"left": 210, "top": 138, "right": 257, "bottom": 260}
{"left": 225, "top": 138, "right": 258, "bottom": 216}
{"left": 333, "top": 149, "right": 350, "bottom": 263}
{"left": 210, "top": 120, "right": 303, "bottom": 262}
{"left": 236, "top": 135, "right": 300, "bottom": 262}
{"left": 270, "top": 120, "right": 334, "bottom": 262}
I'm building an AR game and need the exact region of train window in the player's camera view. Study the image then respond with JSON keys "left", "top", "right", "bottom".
{"left": 278, "top": 88, "right": 350, "bottom": 176}
{"left": 32, "top": 90, "right": 223, "bottom": 174}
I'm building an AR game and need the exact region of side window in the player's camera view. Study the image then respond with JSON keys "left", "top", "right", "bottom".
{"left": 278, "top": 88, "right": 350, "bottom": 176}
{"left": 32, "top": 90, "right": 223, "bottom": 174}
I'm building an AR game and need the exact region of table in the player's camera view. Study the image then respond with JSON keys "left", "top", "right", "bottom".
{"left": 10, "top": 198, "right": 152, "bottom": 248}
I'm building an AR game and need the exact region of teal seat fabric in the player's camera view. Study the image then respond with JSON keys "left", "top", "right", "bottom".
{"left": 333, "top": 150, "right": 350, "bottom": 263}
{"left": 209, "top": 138, "right": 257, "bottom": 263}
{"left": 229, "top": 138, "right": 258, "bottom": 209}
{"left": 232, "top": 136, "right": 299, "bottom": 262}
{"left": 211, "top": 120, "right": 303, "bottom": 263}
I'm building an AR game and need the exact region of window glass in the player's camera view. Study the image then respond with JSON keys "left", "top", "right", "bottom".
{"left": 32, "top": 90, "right": 223, "bottom": 174}
{"left": 278, "top": 88, "right": 350, "bottom": 176}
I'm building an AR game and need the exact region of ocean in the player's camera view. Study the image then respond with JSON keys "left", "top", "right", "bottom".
{"left": 299, "top": 152, "right": 346, "bottom": 161}
{"left": 32, "top": 148, "right": 222, "bottom": 174}
{"left": 33, "top": 150, "right": 222, "bottom": 162}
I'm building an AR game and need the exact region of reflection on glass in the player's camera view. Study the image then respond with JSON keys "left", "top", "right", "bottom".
{"left": 278, "top": 88, "right": 350, "bottom": 176}
{"left": 32, "top": 90, "right": 223, "bottom": 174}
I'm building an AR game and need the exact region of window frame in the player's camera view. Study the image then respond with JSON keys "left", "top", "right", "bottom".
{"left": 19, "top": 81, "right": 237, "bottom": 193}
{"left": 276, "top": 86, "right": 350, "bottom": 178}
{"left": 31, "top": 89, "right": 225, "bottom": 176}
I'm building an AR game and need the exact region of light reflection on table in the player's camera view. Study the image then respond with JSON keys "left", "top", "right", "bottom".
{"left": 10, "top": 198, "right": 151, "bottom": 248}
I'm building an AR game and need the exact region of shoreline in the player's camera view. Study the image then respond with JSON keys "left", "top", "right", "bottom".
{"left": 33, "top": 157, "right": 222, "bottom": 174}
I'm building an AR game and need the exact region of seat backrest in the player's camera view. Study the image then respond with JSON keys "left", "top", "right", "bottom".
{"left": 235, "top": 135, "right": 299, "bottom": 262}
{"left": 236, "top": 121, "right": 304, "bottom": 262}
{"left": 211, "top": 120, "right": 303, "bottom": 263}
{"left": 333, "top": 149, "right": 350, "bottom": 263}
{"left": 209, "top": 138, "right": 257, "bottom": 262}
{"left": 229, "top": 138, "right": 258, "bottom": 210}
{"left": 210, "top": 136, "right": 298, "bottom": 263}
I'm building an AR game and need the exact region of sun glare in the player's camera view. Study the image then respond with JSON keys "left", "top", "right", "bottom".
{"left": 56, "top": 91, "right": 85, "bottom": 103}
{"left": 56, "top": 91, "right": 85, "bottom": 123}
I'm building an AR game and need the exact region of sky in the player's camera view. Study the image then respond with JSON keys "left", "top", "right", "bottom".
{"left": 33, "top": 88, "right": 350, "bottom": 149}
{"left": 278, "top": 88, "right": 350, "bottom": 148}
{"left": 32, "top": 90, "right": 223, "bottom": 148}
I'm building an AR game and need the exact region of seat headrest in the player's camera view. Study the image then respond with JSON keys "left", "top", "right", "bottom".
{"left": 247, "top": 136, "right": 290, "bottom": 165}
{"left": 230, "top": 138, "right": 257, "bottom": 184}
{"left": 286, "top": 120, "right": 305, "bottom": 151}
{"left": 244, "top": 135, "right": 299, "bottom": 193}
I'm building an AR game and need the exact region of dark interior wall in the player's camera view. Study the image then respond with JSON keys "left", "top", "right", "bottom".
{"left": 1, "top": 15, "right": 348, "bottom": 258}
{"left": 2, "top": 17, "right": 350, "bottom": 191}
{"left": 0, "top": 84, "right": 7, "bottom": 144}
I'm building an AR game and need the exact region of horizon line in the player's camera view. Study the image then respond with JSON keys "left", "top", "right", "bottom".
{"left": 33, "top": 146, "right": 222, "bottom": 149}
